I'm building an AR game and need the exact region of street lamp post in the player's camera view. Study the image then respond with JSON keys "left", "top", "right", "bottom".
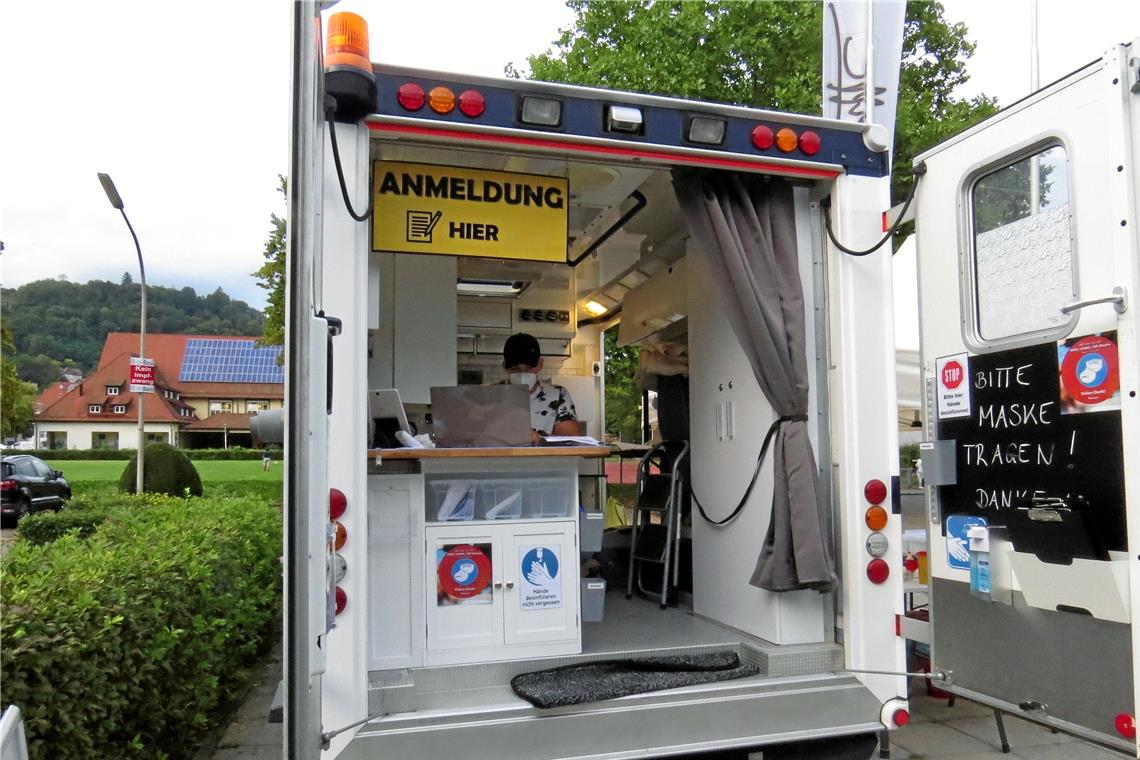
{"left": 97, "top": 173, "right": 147, "bottom": 494}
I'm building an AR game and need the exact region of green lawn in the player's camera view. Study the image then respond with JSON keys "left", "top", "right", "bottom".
{"left": 47, "top": 459, "right": 284, "bottom": 483}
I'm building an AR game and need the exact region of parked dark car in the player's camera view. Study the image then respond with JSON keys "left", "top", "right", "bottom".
{"left": 1, "top": 455, "right": 71, "bottom": 521}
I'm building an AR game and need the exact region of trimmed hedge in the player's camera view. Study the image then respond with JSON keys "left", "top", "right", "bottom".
{"left": 1, "top": 497, "right": 282, "bottom": 759}
{"left": 25, "top": 447, "right": 281, "bottom": 461}
{"left": 119, "top": 443, "right": 204, "bottom": 497}
{"left": 16, "top": 511, "right": 108, "bottom": 545}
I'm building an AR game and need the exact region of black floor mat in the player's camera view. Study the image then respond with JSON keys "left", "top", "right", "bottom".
{"left": 510, "top": 651, "right": 761, "bottom": 709}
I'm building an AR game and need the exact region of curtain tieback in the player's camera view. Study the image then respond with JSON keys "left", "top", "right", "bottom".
{"left": 694, "top": 413, "right": 807, "bottom": 526}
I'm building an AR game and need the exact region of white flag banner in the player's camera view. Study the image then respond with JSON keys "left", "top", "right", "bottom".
{"left": 822, "top": 0, "right": 906, "bottom": 154}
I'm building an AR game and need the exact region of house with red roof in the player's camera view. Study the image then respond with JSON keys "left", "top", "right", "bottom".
{"left": 33, "top": 333, "right": 283, "bottom": 450}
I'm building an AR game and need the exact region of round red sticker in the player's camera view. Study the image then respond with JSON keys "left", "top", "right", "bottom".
{"left": 437, "top": 544, "right": 492, "bottom": 599}
{"left": 1060, "top": 335, "right": 1119, "bottom": 406}
{"left": 941, "top": 360, "right": 964, "bottom": 390}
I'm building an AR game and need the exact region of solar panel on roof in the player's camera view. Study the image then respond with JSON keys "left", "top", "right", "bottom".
{"left": 178, "top": 339, "right": 284, "bottom": 384}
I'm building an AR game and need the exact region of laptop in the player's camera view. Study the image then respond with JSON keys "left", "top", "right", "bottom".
{"left": 430, "top": 385, "right": 532, "bottom": 447}
{"left": 368, "top": 389, "right": 413, "bottom": 448}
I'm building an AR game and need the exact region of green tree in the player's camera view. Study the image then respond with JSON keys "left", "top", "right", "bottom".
{"left": 253, "top": 176, "right": 287, "bottom": 348}
{"left": 518, "top": 0, "right": 998, "bottom": 202}
{"left": 603, "top": 329, "right": 641, "bottom": 441}
{"left": 1, "top": 327, "right": 36, "bottom": 439}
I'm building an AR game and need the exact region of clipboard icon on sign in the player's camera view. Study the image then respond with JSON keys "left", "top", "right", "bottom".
{"left": 406, "top": 210, "right": 442, "bottom": 243}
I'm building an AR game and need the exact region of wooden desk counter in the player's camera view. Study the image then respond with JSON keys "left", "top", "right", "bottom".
{"left": 368, "top": 445, "right": 610, "bottom": 460}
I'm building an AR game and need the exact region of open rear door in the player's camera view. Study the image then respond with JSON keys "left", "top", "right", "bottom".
{"left": 914, "top": 41, "right": 1139, "bottom": 752}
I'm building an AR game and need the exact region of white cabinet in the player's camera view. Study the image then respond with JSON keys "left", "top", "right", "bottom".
{"left": 425, "top": 520, "right": 580, "bottom": 666}
{"left": 367, "top": 476, "right": 425, "bottom": 670}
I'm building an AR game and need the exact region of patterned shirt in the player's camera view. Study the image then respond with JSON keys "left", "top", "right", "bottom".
{"left": 529, "top": 380, "right": 577, "bottom": 434}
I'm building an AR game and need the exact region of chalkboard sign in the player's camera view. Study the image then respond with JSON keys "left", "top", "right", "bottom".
{"left": 935, "top": 333, "right": 1125, "bottom": 552}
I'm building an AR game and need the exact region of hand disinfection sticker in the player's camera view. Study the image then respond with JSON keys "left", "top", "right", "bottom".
{"left": 519, "top": 545, "right": 561, "bottom": 611}
{"left": 945, "top": 515, "right": 986, "bottom": 571}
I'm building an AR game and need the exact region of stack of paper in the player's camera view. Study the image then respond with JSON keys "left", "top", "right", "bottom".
{"left": 437, "top": 482, "right": 475, "bottom": 521}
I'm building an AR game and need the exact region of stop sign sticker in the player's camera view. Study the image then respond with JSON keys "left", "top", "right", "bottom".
{"left": 1060, "top": 333, "right": 1120, "bottom": 411}
{"left": 936, "top": 353, "right": 971, "bottom": 420}
{"left": 941, "top": 360, "right": 964, "bottom": 390}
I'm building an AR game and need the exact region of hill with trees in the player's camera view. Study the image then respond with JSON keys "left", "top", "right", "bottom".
{"left": 1, "top": 277, "right": 265, "bottom": 388}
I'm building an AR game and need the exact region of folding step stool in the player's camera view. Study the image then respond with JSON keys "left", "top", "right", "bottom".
{"left": 626, "top": 441, "right": 689, "bottom": 609}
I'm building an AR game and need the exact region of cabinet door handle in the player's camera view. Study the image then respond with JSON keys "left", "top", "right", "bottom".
{"left": 494, "top": 582, "right": 503, "bottom": 589}
{"left": 506, "top": 581, "right": 515, "bottom": 589}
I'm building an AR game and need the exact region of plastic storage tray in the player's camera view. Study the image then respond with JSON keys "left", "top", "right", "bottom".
{"left": 427, "top": 472, "right": 575, "bottom": 521}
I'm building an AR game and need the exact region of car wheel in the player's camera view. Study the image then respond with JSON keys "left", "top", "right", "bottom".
{"left": 15, "top": 498, "right": 30, "bottom": 521}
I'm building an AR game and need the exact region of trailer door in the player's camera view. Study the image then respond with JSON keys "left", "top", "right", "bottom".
{"left": 914, "top": 41, "right": 1139, "bottom": 752}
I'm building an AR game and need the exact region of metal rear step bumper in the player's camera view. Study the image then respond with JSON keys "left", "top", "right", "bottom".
{"left": 342, "top": 642, "right": 884, "bottom": 759}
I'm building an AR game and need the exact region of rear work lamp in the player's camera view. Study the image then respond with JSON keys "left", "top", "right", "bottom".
{"left": 520, "top": 96, "right": 562, "bottom": 127}
{"left": 687, "top": 116, "right": 726, "bottom": 146}
{"left": 606, "top": 105, "right": 644, "bottom": 134}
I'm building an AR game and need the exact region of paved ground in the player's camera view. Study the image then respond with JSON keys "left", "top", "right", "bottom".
{"left": 0, "top": 527, "right": 15, "bottom": 558}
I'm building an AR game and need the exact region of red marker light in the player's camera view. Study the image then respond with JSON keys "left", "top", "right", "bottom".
{"left": 799, "top": 130, "right": 821, "bottom": 156}
{"left": 865, "top": 479, "right": 888, "bottom": 505}
{"left": 396, "top": 82, "right": 425, "bottom": 111}
{"left": 751, "top": 125, "right": 774, "bottom": 150}
{"left": 893, "top": 708, "right": 910, "bottom": 727}
{"left": 1116, "top": 713, "right": 1136, "bottom": 739}
{"left": 458, "top": 89, "right": 486, "bottom": 117}
{"left": 335, "top": 586, "right": 347, "bottom": 615}
{"left": 329, "top": 488, "right": 347, "bottom": 520}
{"left": 867, "top": 558, "right": 890, "bottom": 584}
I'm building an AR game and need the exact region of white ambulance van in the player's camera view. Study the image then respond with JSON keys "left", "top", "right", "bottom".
{"left": 282, "top": 3, "right": 1138, "bottom": 758}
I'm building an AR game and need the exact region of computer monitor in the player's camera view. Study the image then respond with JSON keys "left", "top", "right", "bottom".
{"left": 430, "top": 385, "right": 532, "bottom": 447}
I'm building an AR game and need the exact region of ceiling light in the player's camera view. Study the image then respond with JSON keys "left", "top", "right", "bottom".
{"left": 584, "top": 300, "right": 609, "bottom": 316}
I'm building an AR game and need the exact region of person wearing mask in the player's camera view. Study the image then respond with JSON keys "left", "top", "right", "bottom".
{"left": 502, "top": 333, "right": 580, "bottom": 441}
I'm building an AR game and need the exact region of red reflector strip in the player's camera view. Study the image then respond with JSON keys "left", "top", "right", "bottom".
{"left": 895, "top": 614, "right": 901, "bottom": 637}
{"left": 367, "top": 122, "right": 842, "bottom": 179}
{"left": 882, "top": 211, "right": 889, "bottom": 233}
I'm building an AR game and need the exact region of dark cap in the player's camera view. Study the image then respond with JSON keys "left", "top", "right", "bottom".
{"left": 503, "top": 333, "right": 541, "bottom": 369}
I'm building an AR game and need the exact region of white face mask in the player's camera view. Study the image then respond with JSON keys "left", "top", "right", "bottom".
{"left": 509, "top": 372, "right": 537, "bottom": 388}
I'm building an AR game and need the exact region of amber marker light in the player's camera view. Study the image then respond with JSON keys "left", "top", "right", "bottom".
{"left": 865, "top": 505, "right": 889, "bottom": 531}
{"left": 775, "top": 127, "right": 798, "bottom": 152}
{"left": 429, "top": 86, "right": 457, "bottom": 114}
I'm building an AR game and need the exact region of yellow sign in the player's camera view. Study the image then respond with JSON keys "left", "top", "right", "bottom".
{"left": 371, "top": 161, "right": 568, "bottom": 262}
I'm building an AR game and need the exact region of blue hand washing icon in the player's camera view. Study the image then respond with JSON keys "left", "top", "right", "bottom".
{"left": 521, "top": 547, "right": 559, "bottom": 586}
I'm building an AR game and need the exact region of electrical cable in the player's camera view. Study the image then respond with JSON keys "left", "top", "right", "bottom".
{"left": 325, "top": 96, "right": 374, "bottom": 222}
{"left": 821, "top": 161, "right": 926, "bottom": 257}
{"left": 692, "top": 414, "right": 807, "bottom": 526}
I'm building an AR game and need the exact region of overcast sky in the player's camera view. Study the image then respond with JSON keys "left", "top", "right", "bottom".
{"left": 2, "top": 1, "right": 1138, "bottom": 312}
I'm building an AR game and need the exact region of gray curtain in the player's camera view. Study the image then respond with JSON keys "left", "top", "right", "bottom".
{"left": 673, "top": 169, "right": 837, "bottom": 593}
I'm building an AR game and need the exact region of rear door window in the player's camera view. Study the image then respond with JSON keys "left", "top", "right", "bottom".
{"left": 969, "top": 144, "right": 1075, "bottom": 344}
